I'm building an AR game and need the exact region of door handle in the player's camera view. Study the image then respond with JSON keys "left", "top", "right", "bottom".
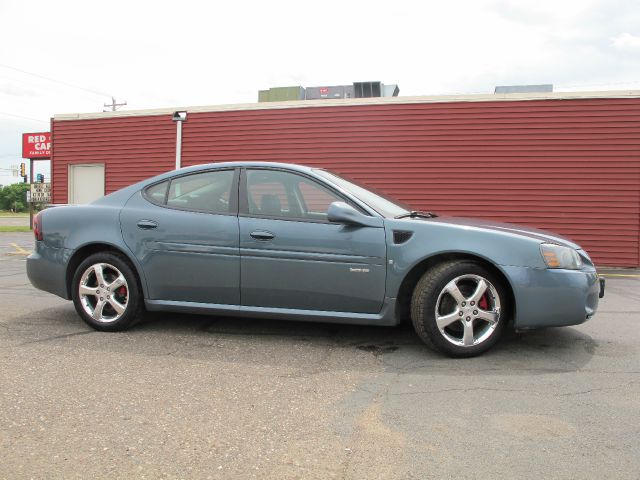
{"left": 137, "top": 220, "right": 158, "bottom": 230}
{"left": 250, "top": 230, "right": 275, "bottom": 241}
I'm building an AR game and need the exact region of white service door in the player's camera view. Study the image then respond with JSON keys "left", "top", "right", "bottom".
{"left": 69, "top": 164, "right": 105, "bottom": 204}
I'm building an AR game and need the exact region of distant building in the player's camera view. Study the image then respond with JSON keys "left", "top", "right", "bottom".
{"left": 494, "top": 84, "right": 553, "bottom": 94}
{"left": 48, "top": 89, "right": 640, "bottom": 267}
{"left": 258, "top": 81, "right": 399, "bottom": 102}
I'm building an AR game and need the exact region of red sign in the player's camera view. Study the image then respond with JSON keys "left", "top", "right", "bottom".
{"left": 319, "top": 87, "right": 329, "bottom": 94}
{"left": 22, "top": 132, "right": 51, "bottom": 159}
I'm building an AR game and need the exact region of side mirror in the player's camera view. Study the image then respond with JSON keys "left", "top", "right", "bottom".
{"left": 327, "top": 202, "right": 383, "bottom": 228}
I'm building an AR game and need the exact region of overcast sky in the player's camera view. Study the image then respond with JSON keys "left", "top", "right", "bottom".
{"left": 1, "top": 0, "right": 639, "bottom": 185}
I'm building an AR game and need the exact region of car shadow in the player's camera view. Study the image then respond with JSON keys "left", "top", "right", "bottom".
{"left": 144, "top": 311, "right": 600, "bottom": 375}
{"left": 6, "top": 306, "right": 597, "bottom": 375}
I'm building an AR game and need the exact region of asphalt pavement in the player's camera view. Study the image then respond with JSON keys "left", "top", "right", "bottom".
{"left": 0, "top": 215, "right": 29, "bottom": 227}
{"left": 1, "top": 232, "right": 638, "bottom": 479}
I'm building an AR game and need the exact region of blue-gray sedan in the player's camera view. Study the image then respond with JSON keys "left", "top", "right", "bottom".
{"left": 27, "top": 162, "right": 604, "bottom": 357}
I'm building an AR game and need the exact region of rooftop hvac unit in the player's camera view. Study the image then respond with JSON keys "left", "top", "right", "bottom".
{"left": 353, "top": 81, "right": 382, "bottom": 98}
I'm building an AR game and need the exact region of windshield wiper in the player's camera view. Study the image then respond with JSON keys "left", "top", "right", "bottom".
{"left": 394, "top": 210, "right": 438, "bottom": 219}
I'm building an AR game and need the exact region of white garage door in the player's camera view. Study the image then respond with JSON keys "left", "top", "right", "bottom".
{"left": 69, "top": 164, "right": 105, "bottom": 204}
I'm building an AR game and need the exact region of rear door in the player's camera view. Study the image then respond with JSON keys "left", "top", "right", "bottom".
{"left": 239, "top": 168, "right": 387, "bottom": 314}
{"left": 121, "top": 168, "right": 240, "bottom": 305}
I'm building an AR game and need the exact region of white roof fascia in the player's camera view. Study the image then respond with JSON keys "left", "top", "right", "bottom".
{"left": 53, "top": 89, "right": 640, "bottom": 122}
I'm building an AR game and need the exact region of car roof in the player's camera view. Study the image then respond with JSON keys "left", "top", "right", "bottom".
{"left": 93, "top": 160, "right": 384, "bottom": 218}
{"left": 139, "top": 161, "right": 328, "bottom": 188}
{"left": 93, "top": 161, "right": 326, "bottom": 207}
{"left": 172, "top": 161, "right": 316, "bottom": 176}
{"left": 133, "top": 161, "right": 320, "bottom": 188}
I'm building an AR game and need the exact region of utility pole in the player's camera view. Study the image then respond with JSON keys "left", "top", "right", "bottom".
{"left": 29, "top": 159, "right": 34, "bottom": 230}
{"left": 103, "top": 96, "right": 127, "bottom": 112}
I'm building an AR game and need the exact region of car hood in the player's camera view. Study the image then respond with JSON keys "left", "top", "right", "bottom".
{"left": 399, "top": 216, "right": 581, "bottom": 249}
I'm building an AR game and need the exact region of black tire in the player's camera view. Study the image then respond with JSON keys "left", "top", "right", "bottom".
{"left": 410, "top": 260, "right": 508, "bottom": 357}
{"left": 71, "top": 251, "right": 143, "bottom": 331}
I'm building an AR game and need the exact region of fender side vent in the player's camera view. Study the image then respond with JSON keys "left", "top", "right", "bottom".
{"left": 393, "top": 230, "right": 413, "bottom": 244}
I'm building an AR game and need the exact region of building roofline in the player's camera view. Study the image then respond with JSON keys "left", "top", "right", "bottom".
{"left": 53, "top": 89, "right": 640, "bottom": 122}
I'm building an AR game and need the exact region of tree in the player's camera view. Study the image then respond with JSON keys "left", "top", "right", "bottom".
{"left": 0, "top": 183, "right": 30, "bottom": 212}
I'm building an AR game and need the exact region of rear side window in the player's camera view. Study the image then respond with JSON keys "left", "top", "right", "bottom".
{"left": 144, "top": 170, "right": 234, "bottom": 214}
{"left": 145, "top": 181, "right": 168, "bottom": 204}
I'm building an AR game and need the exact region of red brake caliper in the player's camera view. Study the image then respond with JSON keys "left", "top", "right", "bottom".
{"left": 118, "top": 286, "right": 127, "bottom": 298}
{"left": 478, "top": 293, "right": 489, "bottom": 310}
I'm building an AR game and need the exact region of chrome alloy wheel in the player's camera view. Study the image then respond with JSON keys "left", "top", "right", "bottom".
{"left": 434, "top": 274, "right": 501, "bottom": 347}
{"left": 78, "top": 263, "right": 129, "bottom": 323}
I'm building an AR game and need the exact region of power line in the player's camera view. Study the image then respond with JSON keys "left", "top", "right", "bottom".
{"left": 0, "top": 111, "right": 49, "bottom": 124}
{"left": 0, "top": 62, "right": 112, "bottom": 98}
{"left": 0, "top": 73, "right": 113, "bottom": 104}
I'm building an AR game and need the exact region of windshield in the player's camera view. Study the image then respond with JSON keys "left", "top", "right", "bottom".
{"left": 314, "top": 169, "right": 411, "bottom": 218}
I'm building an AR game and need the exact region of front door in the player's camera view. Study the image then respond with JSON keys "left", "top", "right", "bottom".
{"left": 121, "top": 168, "right": 240, "bottom": 305}
{"left": 239, "top": 168, "right": 387, "bottom": 314}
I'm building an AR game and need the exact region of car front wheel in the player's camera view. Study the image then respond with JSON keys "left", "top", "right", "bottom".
{"left": 71, "top": 252, "right": 142, "bottom": 331}
{"left": 411, "top": 260, "right": 508, "bottom": 357}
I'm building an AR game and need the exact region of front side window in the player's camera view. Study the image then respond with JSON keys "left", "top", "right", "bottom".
{"left": 314, "top": 169, "right": 410, "bottom": 218}
{"left": 245, "top": 169, "right": 343, "bottom": 221}
{"left": 145, "top": 170, "right": 234, "bottom": 214}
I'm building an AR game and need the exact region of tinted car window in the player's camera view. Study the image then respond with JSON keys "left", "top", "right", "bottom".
{"left": 246, "top": 169, "right": 342, "bottom": 221}
{"left": 298, "top": 179, "right": 340, "bottom": 214}
{"left": 145, "top": 180, "right": 168, "bottom": 204}
{"left": 315, "top": 169, "right": 409, "bottom": 218}
{"left": 248, "top": 180, "right": 290, "bottom": 214}
{"left": 166, "top": 170, "right": 234, "bottom": 213}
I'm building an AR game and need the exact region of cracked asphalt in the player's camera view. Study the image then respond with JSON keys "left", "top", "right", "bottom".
{"left": 1, "top": 232, "right": 639, "bottom": 479}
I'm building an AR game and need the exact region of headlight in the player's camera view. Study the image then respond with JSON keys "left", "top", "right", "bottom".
{"left": 540, "top": 243, "right": 583, "bottom": 270}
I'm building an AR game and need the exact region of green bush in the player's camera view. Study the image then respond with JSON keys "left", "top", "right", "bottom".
{"left": 0, "top": 183, "right": 31, "bottom": 212}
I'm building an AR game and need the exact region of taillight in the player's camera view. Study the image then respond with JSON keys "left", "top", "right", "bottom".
{"left": 33, "top": 212, "right": 43, "bottom": 241}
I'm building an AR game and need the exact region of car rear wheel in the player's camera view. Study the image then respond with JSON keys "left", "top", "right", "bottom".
{"left": 411, "top": 260, "right": 508, "bottom": 357}
{"left": 71, "top": 252, "right": 142, "bottom": 331}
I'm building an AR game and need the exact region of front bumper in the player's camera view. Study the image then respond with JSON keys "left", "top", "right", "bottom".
{"left": 500, "top": 265, "right": 601, "bottom": 329}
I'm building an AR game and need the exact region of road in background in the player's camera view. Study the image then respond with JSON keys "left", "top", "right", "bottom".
{"left": 0, "top": 215, "right": 29, "bottom": 227}
{"left": 1, "top": 232, "right": 638, "bottom": 479}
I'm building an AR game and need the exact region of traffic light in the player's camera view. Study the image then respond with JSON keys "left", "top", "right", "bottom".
{"left": 36, "top": 173, "right": 44, "bottom": 183}
{"left": 20, "top": 163, "right": 26, "bottom": 177}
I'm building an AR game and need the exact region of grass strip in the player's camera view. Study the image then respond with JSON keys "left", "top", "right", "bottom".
{"left": 0, "top": 226, "right": 31, "bottom": 232}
